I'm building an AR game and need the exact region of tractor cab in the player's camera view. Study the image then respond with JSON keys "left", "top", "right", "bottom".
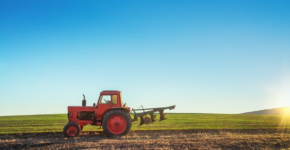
{"left": 95, "top": 90, "right": 129, "bottom": 118}
{"left": 98, "top": 91, "right": 122, "bottom": 105}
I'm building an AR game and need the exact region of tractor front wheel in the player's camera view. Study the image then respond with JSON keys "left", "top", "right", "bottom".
{"left": 63, "top": 122, "right": 80, "bottom": 138}
{"left": 102, "top": 110, "right": 132, "bottom": 137}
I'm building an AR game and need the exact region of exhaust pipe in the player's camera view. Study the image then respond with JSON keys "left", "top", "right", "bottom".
{"left": 82, "top": 94, "right": 86, "bottom": 106}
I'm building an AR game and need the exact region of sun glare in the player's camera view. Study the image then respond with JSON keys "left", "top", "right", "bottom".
{"left": 279, "top": 107, "right": 290, "bottom": 132}
{"left": 265, "top": 75, "right": 290, "bottom": 131}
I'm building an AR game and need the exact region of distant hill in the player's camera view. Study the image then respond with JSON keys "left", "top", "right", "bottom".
{"left": 242, "top": 106, "right": 290, "bottom": 115}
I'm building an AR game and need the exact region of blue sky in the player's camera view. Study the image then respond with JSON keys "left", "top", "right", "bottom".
{"left": 0, "top": 0, "right": 289, "bottom": 116}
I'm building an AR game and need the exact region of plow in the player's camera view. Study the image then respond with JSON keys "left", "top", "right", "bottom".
{"left": 63, "top": 90, "right": 175, "bottom": 137}
{"left": 132, "top": 105, "right": 175, "bottom": 125}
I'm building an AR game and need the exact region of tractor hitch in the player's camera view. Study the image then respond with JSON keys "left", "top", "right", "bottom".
{"left": 132, "top": 105, "right": 175, "bottom": 125}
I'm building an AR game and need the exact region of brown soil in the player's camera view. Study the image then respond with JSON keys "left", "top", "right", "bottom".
{"left": 1, "top": 130, "right": 290, "bottom": 149}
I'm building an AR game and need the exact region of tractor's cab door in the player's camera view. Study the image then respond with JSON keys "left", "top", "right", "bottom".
{"left": 95, "top": 94, "right": 119, "bottom": 118}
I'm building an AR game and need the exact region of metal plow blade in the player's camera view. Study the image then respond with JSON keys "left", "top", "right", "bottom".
{"left": 132, "top": 105, "right": 175, "bottom": 126}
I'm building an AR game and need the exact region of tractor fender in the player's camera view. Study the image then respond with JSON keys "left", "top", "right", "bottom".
{"left": 102, "top": 107, "right": 130, "bottom": 119}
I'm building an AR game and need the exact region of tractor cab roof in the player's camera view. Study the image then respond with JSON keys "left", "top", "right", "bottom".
{"left": 101, "top": 90, "right": 121, "bottom": 95}
{"left": 102, "top": 90, "right": 120, "bottom": 92}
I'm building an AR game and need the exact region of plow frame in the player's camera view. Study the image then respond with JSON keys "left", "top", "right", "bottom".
{"left": 131, "top": 105, "right": 175, "bottom": 125}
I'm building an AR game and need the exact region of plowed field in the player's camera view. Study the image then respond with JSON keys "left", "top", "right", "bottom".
{"left": 1, "top": 130, "right": 290, "bottom": 149}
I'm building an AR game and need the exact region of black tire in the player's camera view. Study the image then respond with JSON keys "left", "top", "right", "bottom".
{"left": 63, "top": 122, "right": 80, "bottom": 138}
{"left": 102, "top": 109, "right": 132, "bottom": 137}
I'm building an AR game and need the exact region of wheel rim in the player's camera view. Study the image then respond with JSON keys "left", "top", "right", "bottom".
{"left": 66, "top": 125, "right": 78, "bottom": 137}
{"left": 107, "top": 115, "right": 127, "bottom": 135}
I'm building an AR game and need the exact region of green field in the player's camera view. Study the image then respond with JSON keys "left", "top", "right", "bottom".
{"left": 0, "top": 113, "right": 289, "bottom": 134}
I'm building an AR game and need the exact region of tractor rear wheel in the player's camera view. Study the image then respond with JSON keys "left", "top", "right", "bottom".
{"left": 63, "top": 122, "right": 80, "bottom": 138}
{"left": 102, "top": 110, "right": 132, "bottom": 137}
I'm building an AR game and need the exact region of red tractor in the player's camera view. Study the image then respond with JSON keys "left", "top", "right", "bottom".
{"left": 63, "top": 90, "right": 175, "bottom": 137}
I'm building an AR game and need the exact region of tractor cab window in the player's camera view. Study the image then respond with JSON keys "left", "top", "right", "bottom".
{"left": 100, "top": 95, "right": 111, "bottom": 104}
{"left": 112, "top": 95, "right": 117, "bottom": 104}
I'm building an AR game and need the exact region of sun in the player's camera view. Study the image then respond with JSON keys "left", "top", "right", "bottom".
{"left": 281, "top": 107, "right": 290, "bottom": 116}
{"left": 278, "top": 107, "right": 290, "bottom": 132}
{"left": 265, "top": 75, "right": 290, "bottom": 131}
